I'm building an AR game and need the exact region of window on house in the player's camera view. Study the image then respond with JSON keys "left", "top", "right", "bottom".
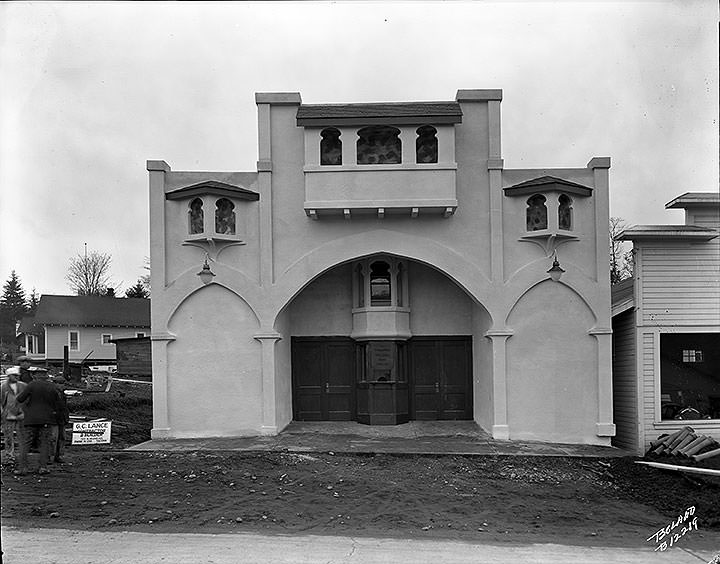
{"left": 526, "top": 195, "right": 548, "bottom": 231}
{"left": 136, "top": 332, "right": 145, "bottom": 338}
{"left": 27, "top": 336, "right": 35, "bottom": 354}
{"left": 320, "top": 128, "right": 342, "bottom": 165}
{"left": 370, "top": 261, "right": 391, "bottom": 306}
{"left": 102, "top": 334, "right": 113, "bottom": 345}
{"left": 660, "top": 333, "right": 720, "bottom": 420}
{"left": 189, "top": 198, "right": 204, "bottom": 235}
{"left": 215, "top": 198, "right": 236, "bottom": 235}
{"left": 558, "top": 194, "right": 573, "bottom": 230}
{"left": 69, "top": 331, "right": 79, "bottom": 351}
{"left": 357, "top": 126, "right": 401, "bottom": 165}
{"left": 416, "top": 125, "right": 438, "bottom": 163}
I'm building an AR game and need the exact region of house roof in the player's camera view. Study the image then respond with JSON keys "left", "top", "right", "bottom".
{"left": 503, "top": 175, "right": 593, "bottom": 198}
{"left": 665, "top": 192, "right": 720, "bottom": 209}
{"left": 617, "top": 225, "right": 718, "bottom": 241}
{"left": 611, "top": 278, "right": 635, "bottom": 316}
{"left": 23, "top": 295, "right": 150, "bottom": 329}
{"left": 296, "top": 102, "right": 463, "bottom": 126}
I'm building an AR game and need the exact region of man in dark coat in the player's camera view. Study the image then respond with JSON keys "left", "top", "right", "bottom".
{"left": 15, "top": 368, "right": 59, "bottom": 475}
{"left": 16, "top": 356, "right": 34, "bottom": 384}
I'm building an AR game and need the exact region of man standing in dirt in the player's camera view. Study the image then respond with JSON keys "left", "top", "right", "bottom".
{"left": 1, "top": 366, "right": 27, "bottom": 459}
{"left": 49, "top": 381, "right": 69, "bottom": 464}
{"left": 15, "top": 368, "right": 58, "bottom": 475}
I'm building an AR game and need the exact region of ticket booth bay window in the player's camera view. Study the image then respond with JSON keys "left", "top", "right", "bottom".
{"left": 351, "top": 257, "right": 411, "bottom": 425}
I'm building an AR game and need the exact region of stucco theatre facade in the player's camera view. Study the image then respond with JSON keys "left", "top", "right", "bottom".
{"left": 147, "top": 89, "right": 615, "bottom": 445}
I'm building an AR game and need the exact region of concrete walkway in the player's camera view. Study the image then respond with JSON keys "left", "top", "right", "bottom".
{"left": 2, "top": 527, "right": 716, "bottom": 563}
{"left": 128, "top": 421, "right": 630, "bottom": 457}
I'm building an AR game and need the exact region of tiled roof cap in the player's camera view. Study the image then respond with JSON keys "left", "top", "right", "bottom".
{"left": 297, "top": 102, "right": 462, "bottom": 126}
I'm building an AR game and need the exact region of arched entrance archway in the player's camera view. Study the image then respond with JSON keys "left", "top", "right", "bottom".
{"left": 279, "top": 256, "right": 491, "bottom": 425}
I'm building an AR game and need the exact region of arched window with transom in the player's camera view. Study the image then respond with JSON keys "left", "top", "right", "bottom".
{"left": 416, "top": 125, "right": 438, "bottom": 163}
{"left": 357, "top": 126, "right": 401, "bottom": 165}
{"left": 558, "top": 194, "right": 573, "bottom": 230}
{"left": 369, "top": 260, "right": 391, "bottom": 306}
{"left": 215, "top": 198, "right": 236, "bottom": 235}
{"left": 526, "top": 194, "right": 548, "bottom": 231}
{"left": 189, "top": 198, "right": 204, "bottom": 235}
{"left": 320, "top": 128, "right": 342, "bottom": 165}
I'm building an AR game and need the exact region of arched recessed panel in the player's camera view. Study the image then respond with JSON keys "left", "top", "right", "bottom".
{"left": 506, "top": 280, "right": 597, "bottom": 443}
{"left": 167, "top": 284, "right": 261, "bottom": 435}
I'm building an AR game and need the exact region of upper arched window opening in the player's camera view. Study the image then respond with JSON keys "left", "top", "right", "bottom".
{"left": 320, "top": 128, "right": 342, "bottom": 165}
{"left": 558, "top": 194, "right": 573, "bottom": 230}
{"left": 189, "top": 198, "right": 204, "bottom": 235}
{"left": 369, "top": 260, "right": 391, "bottom": 306}
{"left": 416, "top": 125, "right": 438, "bottom": 164}
{"left": 526, "top": 194, "right": 548, "bottom": 231}
{"left": 215, "top": 198, "right": 236, "bottom": 235}
{"left": 357, "top": 126, "right": 401, "bottom": 165}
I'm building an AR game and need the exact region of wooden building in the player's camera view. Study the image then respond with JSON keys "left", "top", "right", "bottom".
{"left": 612, "top": 193, "right": 720, "bottom": 454}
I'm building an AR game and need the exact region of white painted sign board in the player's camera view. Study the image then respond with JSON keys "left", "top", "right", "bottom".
{"left": 72, "top": 420, "right": 112, "bottom": 444}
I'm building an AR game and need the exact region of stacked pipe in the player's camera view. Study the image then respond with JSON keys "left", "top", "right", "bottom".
{"left": 647, "top": 426, "right": 720, "bottom": 460}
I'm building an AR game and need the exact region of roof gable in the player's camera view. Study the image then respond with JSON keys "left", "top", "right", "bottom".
{"left": 503, "top": 176, "right": 593, "bottom": 197}
{"left": 166, "top": 180, "right": 260, "bottom": 201}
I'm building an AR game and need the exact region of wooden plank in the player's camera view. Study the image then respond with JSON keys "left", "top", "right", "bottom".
{"left": 635, "top": 461, "right": 720, "bottom": 477}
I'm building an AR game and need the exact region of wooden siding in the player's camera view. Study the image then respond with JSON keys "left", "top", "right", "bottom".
{"left": 640, "top": 332, "right": 656, "bottom": 451}
{"left": 115, "top": 339, "right": 152, "bottom": 377}
{"left": 44, "top": 326, "right": 149, "bottom": 362}
{"left": 638, "top": 241, "right": 720, "bottom": 326}
{"left": 612, "top": 308, "right": 638, "bottom": 451}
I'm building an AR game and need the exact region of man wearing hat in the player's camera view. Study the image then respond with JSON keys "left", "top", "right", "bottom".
{"left": 1, "top": 366, "right": 27, "bottom": 458}
{"left": 16, "top": 355, "right": 33, "bottom": 384}
{"left": 15, "top": 367, "right": 59, "bottom": 475}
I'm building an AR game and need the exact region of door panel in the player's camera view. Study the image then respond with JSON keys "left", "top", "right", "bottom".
{"left": 292, "top": 338, "right": 355, "bottom": 421}
{"left": 409, "top": 337, "right": 472, "bottom": 420}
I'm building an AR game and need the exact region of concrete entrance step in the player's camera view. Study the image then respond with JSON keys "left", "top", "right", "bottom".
{"left": 128, "top": 421, "right": 629, "bottom": 457}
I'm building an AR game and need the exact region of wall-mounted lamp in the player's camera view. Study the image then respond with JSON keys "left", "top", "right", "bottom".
{"left": 197, "top": 255, "right": 216, "bottom": 285}
{"left": 547, "top": 251, "right": 565, "bottom": 282}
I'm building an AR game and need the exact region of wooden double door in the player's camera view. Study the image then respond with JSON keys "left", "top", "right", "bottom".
{"left": 291, "top": 336, "right": 472, "bottom": 422}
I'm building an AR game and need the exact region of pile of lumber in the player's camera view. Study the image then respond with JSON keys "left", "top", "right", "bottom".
{"left": 647, "top": 426, "right": 720, "bottom": 461}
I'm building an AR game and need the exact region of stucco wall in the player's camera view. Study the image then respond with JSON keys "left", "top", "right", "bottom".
{"left": 472, "top": 303, "right": 494, "bottom": 431}
{"left": 506, "top": 280, "right": 600, "bottom": 444}
{"left": 166, "top": 284, "right": 262, "bottom": 437}
{"left": 287, "top": 260, "right": 474, "bottom": 337}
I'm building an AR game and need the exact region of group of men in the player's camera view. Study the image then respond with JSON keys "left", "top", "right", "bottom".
{"left": 1, "top": 356, "right": 69, "bottom": 475}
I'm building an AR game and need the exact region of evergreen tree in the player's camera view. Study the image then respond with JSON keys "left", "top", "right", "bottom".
{"left": 125, "top": 280, "right": 150, "bottom": 299}
{"left": 28, "top": 288, "right": 40, "bottom": 315}
{"left": 0, "top": 271, "right": 28, "bottom": 347}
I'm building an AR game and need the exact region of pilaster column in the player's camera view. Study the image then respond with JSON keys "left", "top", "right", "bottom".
{"left": 254, "top": 332, "right": 283, "bottom": 435}
{"left": 589, "top": 327, "right": 615, "bottom": 437}
{"left": 150, "top": 332, "right": 176, "bottom": 439}
{"left": 485, "top": 329, "right": 513, "bottom": 439}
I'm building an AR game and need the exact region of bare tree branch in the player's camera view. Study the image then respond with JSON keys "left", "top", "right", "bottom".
{"left": 66, "top": 250, "right": 113, "bottom": 296}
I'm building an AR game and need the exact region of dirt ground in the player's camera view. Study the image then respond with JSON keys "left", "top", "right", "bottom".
{"left": 2, "top": 382, "right": 719, "bottom": 550}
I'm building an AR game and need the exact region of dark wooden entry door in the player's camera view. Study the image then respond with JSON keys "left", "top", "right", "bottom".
{"left": 292, "top": 338, "right": 356, "bottom": 421}
{"left": 409, "top": 337, "right": 472, "bottom": 420}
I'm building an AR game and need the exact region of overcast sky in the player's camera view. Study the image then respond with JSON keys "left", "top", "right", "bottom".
{"left": 1, "top": 1, "right": 717, "bottom": 297}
